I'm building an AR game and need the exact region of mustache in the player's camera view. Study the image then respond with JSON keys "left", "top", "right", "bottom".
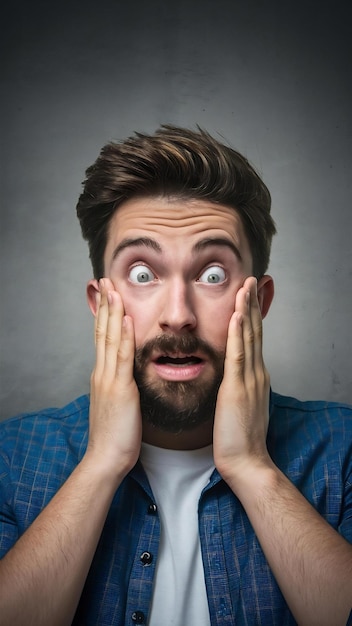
{"left": 134, "top": 333, "right": 224, "bottom": 368}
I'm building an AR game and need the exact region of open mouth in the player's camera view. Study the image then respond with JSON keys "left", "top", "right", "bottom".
{"left": 155, "top": 355, "right": 203, "bottom": 367}
{"left": 151, "top": 353, "right": 205, "bottom": 381}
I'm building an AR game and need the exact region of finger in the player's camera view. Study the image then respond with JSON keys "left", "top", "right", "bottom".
{"left": 235, "top": 278, "right": 255, "bottom": 375}
{"left": 103, "top": 289, "right": 124, "bottom": 378}
{"left": 94, "top": 280, "right": 110, "bottom": 375}
{"left": 101, "top": 276, "right": 116, "bottom": 292}
{"left": 94, "top": 279, "right": 124, "bottom": 371}
{"left": 115, "top": 315, "right": 136, "bottom": 383}
{"left": 247, "top": 280, "right": 270, "bottom": 399}
{"left": 234, "top": 276, "right": 256, "bottom": 317}
{"left": 223, "top": 311, "right": 245, "bottom": 383}
{"left": 94, "top": 291, "right": 101, "bottom": 346}
{"left": 248, "top": 280, "right": 265, "bottom": 370}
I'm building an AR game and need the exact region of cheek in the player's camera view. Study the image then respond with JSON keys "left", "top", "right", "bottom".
{"left": 116, "top": 289, "right": 156, "bottom": 345}
{"left": 214, "top": 310, "right": 234, "bottom": 346}
{"left": 198, "top": 296, "right": 235, "bottom": 347}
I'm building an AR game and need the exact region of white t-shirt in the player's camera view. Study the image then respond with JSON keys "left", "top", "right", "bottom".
{"left": 140, "top": 442, "right": 215, "bottom": 626}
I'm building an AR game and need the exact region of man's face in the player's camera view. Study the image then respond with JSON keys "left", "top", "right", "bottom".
{"left": 100, "top": 195, "right": 254, "bottom": 433}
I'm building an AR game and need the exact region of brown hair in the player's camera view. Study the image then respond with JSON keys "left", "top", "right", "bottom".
{"left": 76, "top": 125, "right": 276, "bottom": 278}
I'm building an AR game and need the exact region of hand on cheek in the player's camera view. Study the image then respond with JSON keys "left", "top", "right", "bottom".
{"left": 213, "top": 276, "right": 271, "bottom": 485}
{"left": 87, "top": 278, "right": 142, "bottom": 478}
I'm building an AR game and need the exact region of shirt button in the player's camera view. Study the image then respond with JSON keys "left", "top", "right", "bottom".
{"left": 140, "top": 551, "right": 153, "bottom": 565}
{"left": 148, "top": 503, "right": 157, "bottom": 514}
{"left": 131, "top": 610, "right": 145, "bottom": 623}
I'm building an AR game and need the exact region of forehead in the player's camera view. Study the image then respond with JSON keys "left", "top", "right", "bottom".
{"left": 104, "top": 195, "right": 252, "bottom": 264}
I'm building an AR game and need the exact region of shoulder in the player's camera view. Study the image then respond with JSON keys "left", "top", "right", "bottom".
{"left": 269, "top": 393, "right": 352, "bottom": 539}
{"left": 268, "top": 390, "right": 352, "bottom": 464}
{"left": 0, "top": 396, "right": 90, "bottom": 539}
{"left": 270, "top": 390, "right": 352, "bottom": 425}
{"left": 0, "top": 395, "right": 90, "bottom": 465}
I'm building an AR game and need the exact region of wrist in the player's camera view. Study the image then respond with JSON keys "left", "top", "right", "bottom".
{"left": 80, "top": 447, "right": 133, "bottom": 490}
{"left": 222, "top": 455, "right": 280, "bottom": 497}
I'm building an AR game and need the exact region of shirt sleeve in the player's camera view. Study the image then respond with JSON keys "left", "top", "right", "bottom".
{"left": 0, "top": 452, "right": 19, "bottom": 558}
{"left": 338, "top": 468, "right": 352, "bottom": 544}
{"left": 337, "top": 406, "right": 352, "bottom": 544}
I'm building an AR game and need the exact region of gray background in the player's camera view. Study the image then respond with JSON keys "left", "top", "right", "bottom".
{"left": 1, "top": 0, "right": 351, "bottom": 420}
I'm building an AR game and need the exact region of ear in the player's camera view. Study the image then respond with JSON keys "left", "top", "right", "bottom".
{"left": 86, "top": 277, "right": 118, "bottom": 316}
{"left": 87, "top": 279, "right": 100, "bottom": 317}
{"left": 257, "top": 275, "right": 274, "bottom": 319}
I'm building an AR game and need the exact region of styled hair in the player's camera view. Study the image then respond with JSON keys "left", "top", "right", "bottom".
{"left": 76, "top": 125, "right": 276, "bottom": 278}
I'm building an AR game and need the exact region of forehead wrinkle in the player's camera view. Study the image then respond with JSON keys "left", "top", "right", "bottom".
{"left": 192, "top": 237, "right": 242, "bottom": 262}
{"left": 106, "top": 197, "right": 253, "bottom": 274}
{"left": 112, "top": 236, "right": 162, "bottom": 261}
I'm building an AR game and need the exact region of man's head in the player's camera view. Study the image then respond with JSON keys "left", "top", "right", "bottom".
{"left": 76, "top": 125, "right": 276, "bottom": 281}
{"left": 78, "top": 126, "right": 276, "bottom": 442}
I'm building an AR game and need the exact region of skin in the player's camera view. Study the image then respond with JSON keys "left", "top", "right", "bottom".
{"left": 0, "top": 196, "right": 351, "bottom": 626}
{"left": 87, "top": 196, "right": 273, "bottom": 449}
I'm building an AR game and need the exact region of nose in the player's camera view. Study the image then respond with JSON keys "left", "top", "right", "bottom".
{"left": 158, "top": 279, "right": 197, "bottom": 333}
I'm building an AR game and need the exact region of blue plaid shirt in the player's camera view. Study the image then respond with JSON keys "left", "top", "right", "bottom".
{"left": 1, "top": 392, "right": 351, "bottom": 625}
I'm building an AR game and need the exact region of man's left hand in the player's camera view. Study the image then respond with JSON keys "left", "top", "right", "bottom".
{"left": 213, "top": 276, "right": 271, "bottom": 484}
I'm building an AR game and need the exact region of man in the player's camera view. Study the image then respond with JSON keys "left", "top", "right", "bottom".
{"left": 0, "top": 126, "right": 351, "bottom": 626}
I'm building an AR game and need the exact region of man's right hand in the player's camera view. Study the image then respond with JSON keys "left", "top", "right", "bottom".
{"left": 86, "top": 278, "right": 142, "bottom": 480}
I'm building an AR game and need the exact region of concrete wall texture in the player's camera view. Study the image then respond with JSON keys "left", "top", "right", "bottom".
{"left": 1, "top": 0, "right": 351, "bottom": 420}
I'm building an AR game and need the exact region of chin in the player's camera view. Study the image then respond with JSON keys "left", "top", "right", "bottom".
{"left": 137, "top": 377, "right": 221, "bottom": 434}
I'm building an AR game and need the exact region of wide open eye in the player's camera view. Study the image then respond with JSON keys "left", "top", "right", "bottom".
{"left": 198, "top": 266, "right": 226, "bottom": 284}
{"left": 129, "top": 265, "right": 156, "bottom": 283}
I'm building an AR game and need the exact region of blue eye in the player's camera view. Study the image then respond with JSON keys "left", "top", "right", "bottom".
{"left": 129, "top": 265, "right": 155, "bottom": 283}
{"left": 198, "top": 266, "right": 226, "bottom": 284}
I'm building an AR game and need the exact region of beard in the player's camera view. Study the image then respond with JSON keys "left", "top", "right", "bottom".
{"left": 133, "top": 333, "right": 225, "bottom": 434}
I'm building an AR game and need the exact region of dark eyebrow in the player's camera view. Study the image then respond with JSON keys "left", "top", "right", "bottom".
{"left": 193, "top": 237, "right": 242, "bottom": 262}
{"left": 111, "top": 237, "right": 162, "bottom": 261}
